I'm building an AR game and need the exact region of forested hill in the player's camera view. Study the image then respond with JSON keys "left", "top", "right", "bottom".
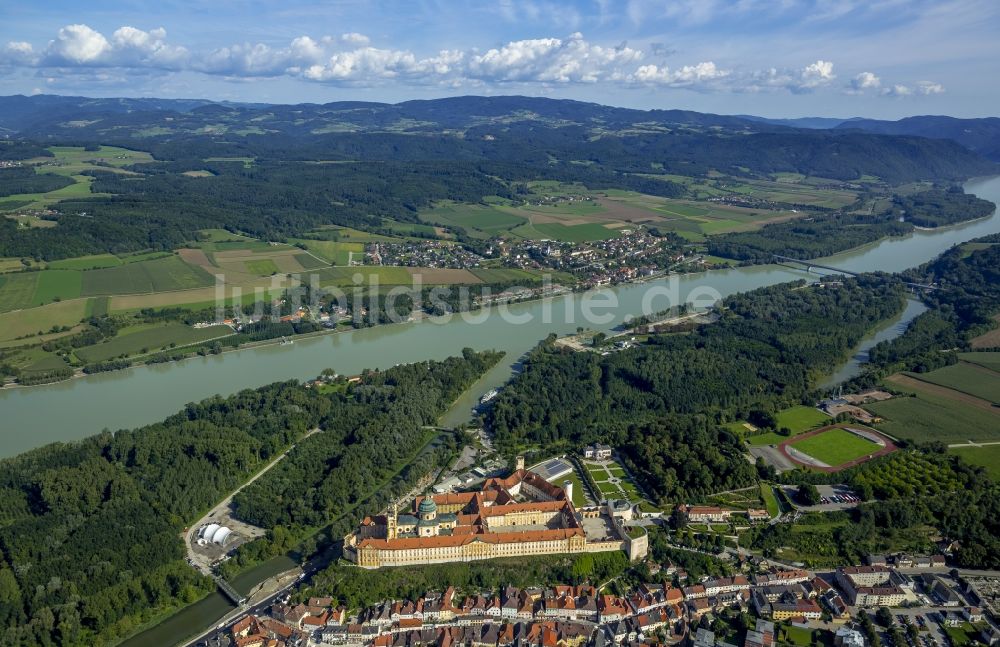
{"left": 835, "top": 115, "right": 1000, "bottom": 162}
{"left": 487, "top": 276, "right": 906, "bottom": 503}
{"left": 0, "top": 350, "right": 501, "bottom": 647}
{"left": 0, "top": 94, "right": 994, "bottom": 184}
{"left": 706, "top": 186, "right": 996, "bottom": 263}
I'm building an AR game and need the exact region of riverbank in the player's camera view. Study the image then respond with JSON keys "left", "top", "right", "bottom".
{"left": 2, "top": 175, "right": 998, "bottom": 457}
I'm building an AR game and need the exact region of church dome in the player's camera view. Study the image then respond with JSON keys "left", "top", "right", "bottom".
{"left": 418, "top": 498, "right": 438, "bottom": 515}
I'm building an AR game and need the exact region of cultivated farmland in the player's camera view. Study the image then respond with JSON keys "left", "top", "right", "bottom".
{"left": 902, "top": 363, "right": 1000, "bottom": 404}
{"left": 868, "top": 377, "right": 1000, "bottom": 444}
{"left": 81, "top": 255, "right": 216, "bottom": 295}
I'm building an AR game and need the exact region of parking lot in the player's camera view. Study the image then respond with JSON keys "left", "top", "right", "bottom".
{"left": 781, "top": 484, "right": 862, "bottom": 511}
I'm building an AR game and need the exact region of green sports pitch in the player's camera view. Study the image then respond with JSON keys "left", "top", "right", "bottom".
{"left": 787, "top": 428, "right": 882, "bottom": 467}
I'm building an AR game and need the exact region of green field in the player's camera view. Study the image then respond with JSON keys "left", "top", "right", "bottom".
{"left": 34, "top": 269, "right": 83, "bottom": 304}
{"left": 290, "top": 239, "right": 363, "bottom": 265}
{"left": 46, "top": 145, "right": 153, "bottom": 172}
{"left": 777, "top": 405, "right": 833, "bottom": 432}
{"left": 959, "top": 352, "right": 1000, "bottom": 373}
{"left": 244, "top": 259, "right": 280, "bottom": 275}
{"left": 293, "top": 253, "right": 329, "bottom": 270}
{"left": 471, "top": 268, "right": 546, "bottom": 283}
{"left": 420, "top": 202, "right": 527, "bottom": 237}
{"left": 86, "top": 296, "right": 110, "bottom": 318}
{"left": 0, "top": 272, "right": 39, "bottom": 312}
{"left": 47, "top": 254, "right": 123, "bottom": 270}
{"left": 307, "top": 226, "right": 400, "bottom": 244}
{"left": 743, "top": 406, "right": 832, "bottom": 446}
{"left": 80, "top": 255, "right": 216, "bottom": 295}
{"left": 949, "top": 445, "right": 1000, "bottom": 481}
{"left": 868, "top": 391, "right": 1000, "bottom": 444}
{"left": 521, "top": 222, "right": 620, "bottom": 242}
{"left": 0, "top": 299, "right": 89, "bottom": 342}
{"left": 0, "top": 146, "right": 152, "bottom": 211}
{"left": 904, "top": 363, "right": 1000, "bottom": 404}
{"left": 74, "top": 323, "right": 234, "bottom": 363}
{"left": 761, "top": 484, "right": 781, "bottom": 517}
{"left": 315, "top": 266, "right": 414, "bottom": 286}
{"left": 777, "top": 626, "right": 833, "bottom": 647}
{"left": 789, "top": 428, "right": 882, "bottom": 467}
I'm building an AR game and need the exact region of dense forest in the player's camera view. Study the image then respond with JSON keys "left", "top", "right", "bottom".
{"left": 867, "top": 235, "right": 1000, "bottom": 370}
{"left": 0, "top": 162, "right": 517, "bottom": 259}
{"left": 890, "top": 186, "right": 995, "bottom": 227}
{"left": 0, "top": 351, "right": 499, "bottom": 647}
{"left": 487, "top": 277, "right": 906, "bottom": 502}
{"left": 232, "top": 349, "right": 502, "bottom": 532}
{"left": 707, "top": 187, "right": 994, "bottom": 263}
{"left": 0, "top": 166, "right": 73, "bottom": 197}
{"left": 706, "top": 212, "right": 910, "bottom": 263}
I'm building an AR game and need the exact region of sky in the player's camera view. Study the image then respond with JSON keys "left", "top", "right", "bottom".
{"left": 1, "top": 0, "right": 998, "bottom": 119}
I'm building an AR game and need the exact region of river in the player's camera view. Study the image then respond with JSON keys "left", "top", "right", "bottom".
{"left": 1, "top": 176, "right": 999, "bottom": 459}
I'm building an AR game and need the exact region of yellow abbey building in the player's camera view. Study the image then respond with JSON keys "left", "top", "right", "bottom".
{"left": 344, "top": 459, "right": 646, "bottom": 568}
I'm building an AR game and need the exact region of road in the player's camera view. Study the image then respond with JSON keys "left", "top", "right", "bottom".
{"left": 184, "top": 428, "right": 321, "bottom": 575}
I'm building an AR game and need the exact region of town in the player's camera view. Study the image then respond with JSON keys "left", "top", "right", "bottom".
{"left": 196, "top": 450, "right": 1000, "bottom": 647}
{"left": 207, "top": 552, "right": 998, "bottom": 647}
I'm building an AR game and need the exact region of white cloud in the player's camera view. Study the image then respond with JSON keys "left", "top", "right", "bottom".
{"left": 736, "top": 59, "right": 837, "bottom": 93}
{"left": 916, "top": 80, "right": 944, "bottom": 94}
{"left": 466, "top": 33, "right": 642, "bottom": 84}
{"left": 0, "top": 24, "right": 945, "bottom": 100}
{"left": 848, "top": 71, "right": 881, "bottom": 93}
{"left": 798, "top": 59, "right": 836, "bottom": 89}
{"left": 47, "top": 24, "right": 111, "bottom": 64}
{"left": 630, "top": 61, "right": 728, "bottom": 87}
{"left": 883, "top": 83, "right": 913, "bottom": 97}
{"left": 109, "top": 26, "right": 188, "bottom": 68}
{"left": 340, "top": 33, "right": 370, "bottom": 47}
{"left": 1, "top": 41, "right": 35, "bottom": 65}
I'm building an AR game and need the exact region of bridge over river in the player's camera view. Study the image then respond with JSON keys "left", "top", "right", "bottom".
{"left": 772, "top": 254, "right": 939, "bottom": 291}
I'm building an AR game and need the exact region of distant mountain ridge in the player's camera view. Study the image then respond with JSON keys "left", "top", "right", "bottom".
{"left": 833, "top": 115, "right": 1000, "bottom": 161}
{"left": 737, "top": 115, "right": 860, "bottom": 130}
{"left": 0, "top": 93, "right": 787, "bottom": 137}
{"left": 0, "top": 94, "right": 995, "bottom": 183}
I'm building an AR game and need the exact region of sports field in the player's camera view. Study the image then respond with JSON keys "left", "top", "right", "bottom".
{"left": 781, "top": 425, "right": 893, "bottom": 471}
{"left": 742, "top": 405, "right": 832, "bottom": 446}
{"left": 791, "top": 428, "right": 880, "bottom": 466}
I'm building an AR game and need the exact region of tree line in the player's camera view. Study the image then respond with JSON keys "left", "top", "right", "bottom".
{"left": 0, "top": 351, "right": 500, "bottom": 647}
{"left": 707, "top": 187, "right": 994, "bottom": 263}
